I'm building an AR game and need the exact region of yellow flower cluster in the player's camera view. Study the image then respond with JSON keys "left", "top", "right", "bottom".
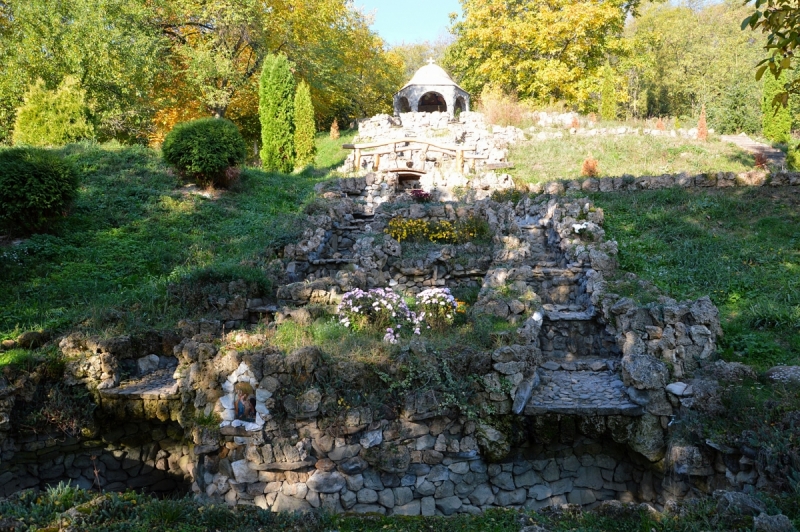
{"left": 386, "top": 216, "right": 490, "bottom": 244}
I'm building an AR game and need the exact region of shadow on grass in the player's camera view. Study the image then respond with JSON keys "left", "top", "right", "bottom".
{"left": 0, "top": 139, "right": 352, "bottom": 338}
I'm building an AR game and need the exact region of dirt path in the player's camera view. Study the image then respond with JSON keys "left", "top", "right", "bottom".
{"left": 720, "top": 133, "right": 786, "bottom": 168}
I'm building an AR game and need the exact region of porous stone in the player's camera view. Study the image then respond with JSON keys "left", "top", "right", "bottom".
{"left": 306, "top": 471, "right": 346, "bottom": 493}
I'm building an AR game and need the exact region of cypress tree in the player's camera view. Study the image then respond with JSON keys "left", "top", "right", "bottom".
{"left": 599, "top": 65, "right": 617, "bottom": 121}
{"left": 259, "top": 54, "right": 296, "bottom": 173}
{"left": 293, "top": 80, "right": 316, "bottom": 167}
{"left": 762, "top": 70, "right": 792, "bottom": 143}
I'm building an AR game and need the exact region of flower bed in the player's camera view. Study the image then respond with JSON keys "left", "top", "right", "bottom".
{"left": 337, "top": 287, "right": 459, "bottom": 342}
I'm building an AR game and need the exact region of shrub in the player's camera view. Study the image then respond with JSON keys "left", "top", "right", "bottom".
{"left": 697, "top": 104, "right": 708, "bottom": 141}
{"left": 479, "top": 85, "right": 527, "bottom": 127}
{"left": 330, "top": 118, "right": 340, "bottom": 140}
{"left": 599, "top": 65, "right": 617, "bottom": 121}
{"left": 0, "top": 147, "right": 79, "bottom": 233}
{"left": 13, "top": 76, "right": 94, "bottom": 147}
{"left": 161, "top": 118, "right": 247, "bottom": 188}
{"left": 337, "top": 288, "right": 418, "bottom": 343}
{"left": 415, "top": 288, "right": 457, "bottom": 330}
{"left": 386, "top": 216, "right": 491, "bottom": 244}
{"left": 762, "top": 70, "right": 792, "bottom": 143}
{"left": 294, "top": 80, "right": 316, "bottom": 167}
{"left": 409, "top": 189, "right": 433, "bottom": 203}
{"left": 259, "top": 54, "right": 296, "bottom": 173}
{"left": 581, "top": 156, "right": 599, "bottom": 177}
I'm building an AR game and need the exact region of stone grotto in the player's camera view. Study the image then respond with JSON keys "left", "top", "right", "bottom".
{"left": 0, "top": 110, "right": 787, "bottom": 519}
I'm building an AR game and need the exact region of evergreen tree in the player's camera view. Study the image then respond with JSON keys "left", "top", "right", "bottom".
{"left": 13, "top": 77, "right": 94, "bottom": 146}
{"left": 293, "top": 80, "right": 316, "bottom": 167}
{"left": 599, "top": 65, "right": 617, "bottom": 121}
{"left": 259, "top": 54, "right": 295, "bottom": 173}
{"left": 762, "top": 70, "right": 792, "bottom": 143}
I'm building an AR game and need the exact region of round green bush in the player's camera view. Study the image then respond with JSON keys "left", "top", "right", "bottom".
{"left": 0, "top": 147, "right": 79, "bottom": 233}
{"left": 162, "top": 118, "right": 248, "bottom": 187}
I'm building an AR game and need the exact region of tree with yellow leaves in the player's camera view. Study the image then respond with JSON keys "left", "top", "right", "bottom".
{"left": 445, "top": 0, "right": 635, "bottom": 106}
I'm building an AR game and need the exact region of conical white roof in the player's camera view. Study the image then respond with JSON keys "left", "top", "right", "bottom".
{"left": 400, "top": 61, "right": 466, "bottom": 91}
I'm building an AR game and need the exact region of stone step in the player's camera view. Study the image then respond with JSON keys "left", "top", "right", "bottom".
{"left": 543, "top": 305, "right": 595, "bottom": 321}
{"left": 524, "top": 369, "right": 642, "bottom": 416}
{"left": 99, "top": 370, "right": 179, "bottom": 400}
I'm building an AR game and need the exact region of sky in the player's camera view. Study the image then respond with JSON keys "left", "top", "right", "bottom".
{"left": 355, "top": 0, "right": 462, "bottom": 45}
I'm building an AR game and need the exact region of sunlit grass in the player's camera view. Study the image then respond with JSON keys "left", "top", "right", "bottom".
{"left": 510, "top": 134, "right": 755, "bottom": 184}
{"left": 591, "top": 186, "right": 800, "bottom": 370}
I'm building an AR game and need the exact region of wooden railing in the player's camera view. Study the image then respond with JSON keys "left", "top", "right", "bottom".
{"left": 342, "top": 138, "right": 488, "bottom": 173}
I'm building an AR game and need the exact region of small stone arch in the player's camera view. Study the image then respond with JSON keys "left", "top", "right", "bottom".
{"left": 398, "top": 96, "right": 411, "bottom": 113}
{"left": 418, "top": 91, "right": 447, "bottom": 113}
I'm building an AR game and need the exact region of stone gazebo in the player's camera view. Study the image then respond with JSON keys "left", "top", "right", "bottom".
{"left": 393, "top": 59, "right": 470, "bottom": 116}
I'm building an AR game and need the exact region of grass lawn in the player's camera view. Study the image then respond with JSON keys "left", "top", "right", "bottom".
{"left": 1, "top": 486, "right": 797, "bottom": 532}
{"left": 509, "top": 134, "right": 756, "bottom": 185}
{"left": 590, "top": 186, "right": 800, "bottom": 371}
{"left": 0, "top": 131, "right": 356, "bottom": 341}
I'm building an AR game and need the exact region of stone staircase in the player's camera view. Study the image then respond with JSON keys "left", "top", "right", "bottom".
{"left": 509, "top": 214, "right": 640, "bottom": 417}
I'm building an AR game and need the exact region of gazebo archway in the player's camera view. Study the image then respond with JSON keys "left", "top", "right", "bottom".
{"left": 398, "top": 96, "right": 411, "bottom": 113}
{"left": 418, "top": 91, "right": 447, "bottom": 113}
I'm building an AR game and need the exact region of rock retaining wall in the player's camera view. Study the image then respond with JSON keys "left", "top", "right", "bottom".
{"left": 0, "top": 420, "right": 192, "bottom": 498}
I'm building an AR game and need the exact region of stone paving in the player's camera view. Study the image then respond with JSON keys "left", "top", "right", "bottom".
{"left": 720, "top": 134, "right": 786, "bottom": 167}
{"left": 100, "top": 369, "right": 179, "bottom": 399}
{"left": 525, "top": 365, "right": 642, "bottom": 416}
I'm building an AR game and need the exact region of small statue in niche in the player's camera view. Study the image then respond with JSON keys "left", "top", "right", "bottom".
{"left": 235, "top": 382, "right": 256, "bottom": 422}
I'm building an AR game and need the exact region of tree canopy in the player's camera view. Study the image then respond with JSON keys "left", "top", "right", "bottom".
{"left": 0, "top": 0, "right": 404, "bottom": 145}
{"left": 445, "top": 0, "right": 636, "bottom": 105}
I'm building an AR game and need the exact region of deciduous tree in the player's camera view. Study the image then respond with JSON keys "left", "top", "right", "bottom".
{"left": 445, "top": 0, "right": 635, "bottom": 105}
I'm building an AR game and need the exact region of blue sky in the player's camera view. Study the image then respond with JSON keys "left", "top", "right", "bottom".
{"left": 355, "top": 0, "right": 462, "bottom": 45}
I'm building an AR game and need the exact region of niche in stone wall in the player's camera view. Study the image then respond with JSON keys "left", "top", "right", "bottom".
{"left": 217, "top": 362, "right": 269, "bottom": 432}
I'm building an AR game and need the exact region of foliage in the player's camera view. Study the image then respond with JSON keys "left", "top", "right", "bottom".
{"left": 446, "top": 0, "right": 634, "bottom": 106}
{"left": 682, "top": 379, "right": 800, "bottom": 493}
{"left": 161, "top": 118, "right": 247, "bottom": 187}
{"left": 697, "top": 104, "right": 708, "bottom": 141}
{"left": 743, "top": 0, "right": 800, "bottom": 105}
{"left": 337, "top": 288, "right": 418, "bottom": 343}
{"left": 706, "top": 79, "right": 763, "bottom": 135}
{"left": 391, "top": 37, "right": 453, "bottom": 80}
{"left": 18, "top": 383, "right": 95, "bottom": 437}
{"left": 510, "top": 134, "right": 754, "bottom": 183}
{"left": 259, "top": 54, "right": 296, "bottom": 173}
{"left": 599, "top": 64, "right": 617, "bottom": 121}
{"left": 409, "top": 189, "right": 433, "bottom": 203}
{"left": 478, "top": 85, "right": 529, "bottom": 127}
{"left": 591, "top": 186, "right": 800, "bottom": 369}
{"left": 762, "top": 70, "right": 792, "bottom": 143}
{"left": 0, "top": 147, "right": 79, "bottom": 233}
{"left": 386, "top": 216, "right": 491, "bottom": 244}
{"left": 581, "top": 156, "right": 599, "bottom": 177}
{"left": 4, "top": 488, "right": 798, "bottom": 532}
{"left": 12, "top": 77, "right": 94, "bottom": 147}
{"left": 415, "top": 288, "right": 458, "bottom": 330}
{"left": 0, "top": 136, "right": 351, "bottom": 340}
{"left": 623, "top": 1, "right": 764, "bottom": 125}
{"left": 0, "top": 0, "right": 166, "bottom": 144}
{"left": 294, "top": 81, "right": 317, "bottom": 167}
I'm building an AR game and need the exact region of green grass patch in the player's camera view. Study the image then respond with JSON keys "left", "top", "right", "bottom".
{"left": 510, "top": 135, "right": 755, "bottom": 184}
{"left": 590, "top": 187, "right": 800, "bottom": 370}
{"left": 1, "top": 488, "right": 797, "bottom": 531}
{"left": 0, "top": 134, "right": 356, "bottom": 340}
